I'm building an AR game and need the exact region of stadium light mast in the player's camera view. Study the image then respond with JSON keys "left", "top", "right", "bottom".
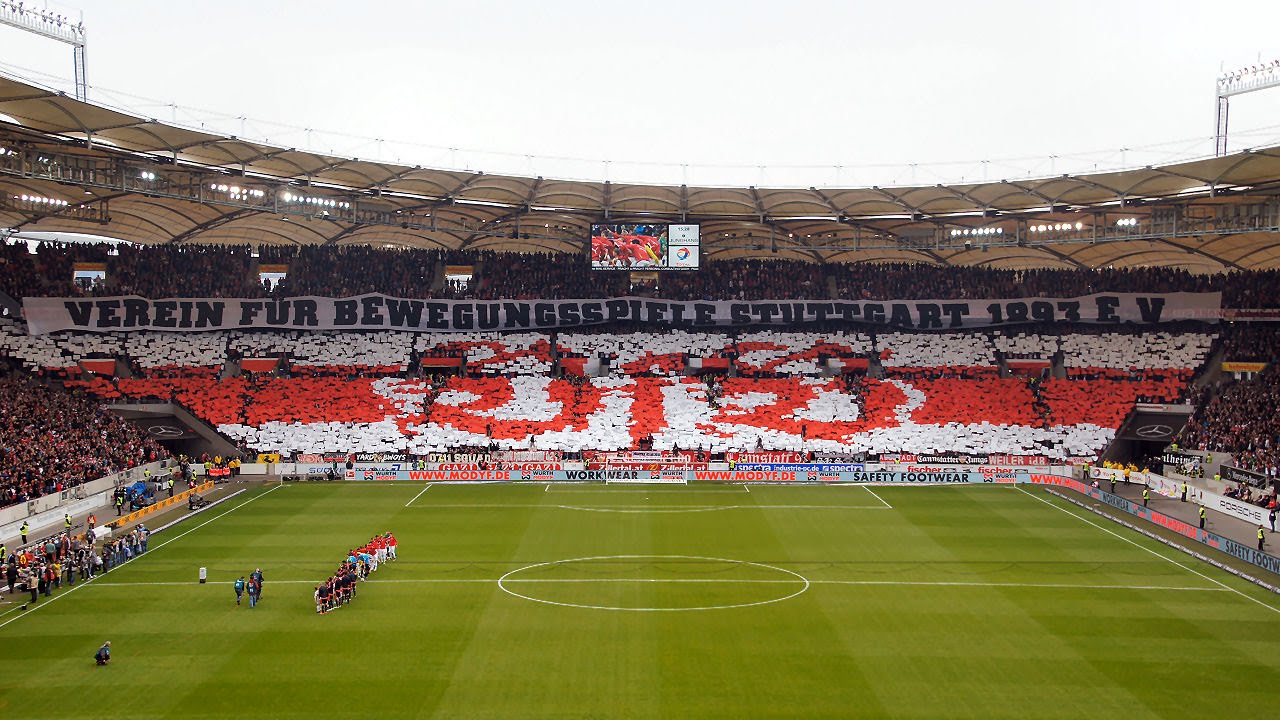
{"left": 0, "top": 2, "right": 87, "bottom": 101}
{"left": 1214, "top": 59, "right": 1280, "bottom": 156}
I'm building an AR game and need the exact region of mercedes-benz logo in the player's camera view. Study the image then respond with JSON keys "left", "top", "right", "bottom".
{"left": 1134, "top": 424, "right": 1174, "bottom": 439}
{"left": 147, "top": 425, "right": 185, "bottom": 438}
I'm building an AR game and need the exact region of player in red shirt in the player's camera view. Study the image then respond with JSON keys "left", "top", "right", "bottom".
{"left": 591, "top": 236, "right": 611, "bottom": 264}
{"left": 628, "top": 238, "right": 654, "bottom": 266}
{"left": 643, "top": 234, "right": 662, "bottom": 262}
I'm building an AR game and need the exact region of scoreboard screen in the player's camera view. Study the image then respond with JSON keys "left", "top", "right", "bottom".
{"left": 590, "top": 223, "right": 700, "bottom": 271}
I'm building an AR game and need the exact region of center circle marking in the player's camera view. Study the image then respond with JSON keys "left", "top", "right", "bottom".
{"left": 497, "top": 554, "right": 810, "bottom": 611}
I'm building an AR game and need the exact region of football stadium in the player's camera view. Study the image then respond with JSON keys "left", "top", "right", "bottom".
{"left": 2, "top": 3, "right": 1280, "bottom": 718}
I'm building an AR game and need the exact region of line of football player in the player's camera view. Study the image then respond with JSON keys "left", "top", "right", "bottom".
{"left": 314, "top": 532, "right": 397, "bottom": 613}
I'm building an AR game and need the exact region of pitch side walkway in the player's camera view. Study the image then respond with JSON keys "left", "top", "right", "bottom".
{"left": 1108, "top": 480, "right": 1275, "bottom": 554}
{"left": 1, "top": 481, "right": 246, "bottom": 552}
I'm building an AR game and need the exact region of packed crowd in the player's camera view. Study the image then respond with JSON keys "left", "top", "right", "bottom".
{"left": 4, "top": 240, "right": 1280, "bottom": 307}
{"left": 111, "top": 244, "right": 257, "bottom": 298}
{"left": 659, "top": 259, "right": 827, "bottom": 301}
{"left": 1179, "top": 365, "right": 1280, "bottom": 479}
{"left": 258, "top": 245, "right": 450, "bottom": 298}
{"left": 472, "top": 252, "right": 620, "bottom": 299}
{"left": 0, "top": 375, "right": 168, "bottom": 508}
{"left": 0, "top": 239, "right": 98, "bottom": 299}
{"left": 315, "top": 533, "right": 396, "bottom": 614}
{"left": 1218, "top": 323, "right": 1280, "bottom": 363}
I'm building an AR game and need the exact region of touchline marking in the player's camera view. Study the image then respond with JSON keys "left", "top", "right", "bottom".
{"left": 1015, "top": 486, "right": 1280, "bottom": 615}
{"left": 404, "top": 483, "right": 433, "bottom": 507}
{"left": 0, "top": 576, "right": 92, "bottom": 630}
{"left": 862, "top": 485, "right": 893, "bottom": 508}
{"left": 0, "top": 483, "right": 286, "bottom": 633}
{"left": 0, "top": 602, "right": 27, "bottom": 621}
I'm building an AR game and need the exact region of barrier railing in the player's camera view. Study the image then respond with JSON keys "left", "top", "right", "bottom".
{"left": 109, "top": 481, "right": 215, "bottom": 529}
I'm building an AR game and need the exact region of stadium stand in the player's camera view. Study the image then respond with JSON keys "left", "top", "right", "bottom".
{"left": 414, "top": 333, "right": 553, "bottom": 375}
{"left": 0, "top": 356, "right": 1145, "bottom": 459}
{"left": 1181, "top": 365, "right": 1280, "bottom": 480}
{"left": 732, "top": 330, "right": 871, "bottom": 376}
{"left": 876, "top": 332, "right": 996, "bottom": 376}
{"left": 4, "top": 242, "right": 1280, "bottom": 306}
{"left": 0, "top": 318, "right": 75, "bottom": 373}
{"left": 557, "top": 330, "right": 733, "bottom": 376}
{"left": 0, "top": 241, "right": 1270, "bottom": 463}
{"left": 125, "top": 332, "right": 226, "bottom": 375}
{"left": 1059, "top": 331, "right": 1215, "bottom": 374}
{"left": 990, "top": 331, "right": 1059, "bottom": 361}
{"left": 1218, "top": 322, "right": 1280, "bottom": 363}
{"left": 0, "top": 375, "right": 167, "bottom": 507}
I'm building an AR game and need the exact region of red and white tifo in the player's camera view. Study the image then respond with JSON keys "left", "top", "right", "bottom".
{"left": 1, "top": 322, "right": 1211, "bottom": 458}
{"left": 177, "top": 373, "right": 1174, "bottom": 459}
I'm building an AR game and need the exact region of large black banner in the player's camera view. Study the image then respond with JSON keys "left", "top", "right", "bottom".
{"left": 1222, "top": 465, "right": 1269, "bottom": 488}
{"left": 23, "top": 292, "right": 1221, "bottom": 335}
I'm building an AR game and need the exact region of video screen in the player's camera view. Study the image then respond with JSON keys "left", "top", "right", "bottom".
{"left": 591, "top": 223, "right": 699, "bottom": 271}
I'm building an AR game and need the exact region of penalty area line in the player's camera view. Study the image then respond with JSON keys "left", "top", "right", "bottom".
{"left": 404, "top": 483, "right": 434, "bottom": 507}
{"left": 1015, "top": 486, "right": 1280, "bottom": 616}
{"left": 862, "top": 485, "right": 893, "bottom": 508}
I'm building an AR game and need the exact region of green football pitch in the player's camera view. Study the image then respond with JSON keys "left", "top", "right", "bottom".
{"left": 3, "top": 482, "right": 1279, "bottom": 719}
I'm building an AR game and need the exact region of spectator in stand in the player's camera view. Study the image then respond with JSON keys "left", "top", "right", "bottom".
{"left": 1218, "top": 323, "right": 1280, "bottom": 364}
{"left": 0, "top": 376, "right": 167, "bottom": 508}
{"left": 6, "top": 238, "right": 1280, "bottom": 308}
{"left": 1179, "top": 365, "right": 1280, "bottom": 486}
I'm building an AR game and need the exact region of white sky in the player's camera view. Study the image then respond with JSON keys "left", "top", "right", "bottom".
{"left": 1, "top": 0, "right": 1279, "bottom": 186}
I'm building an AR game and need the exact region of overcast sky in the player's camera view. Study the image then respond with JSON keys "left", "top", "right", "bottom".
{"left": 1, "top": 0, "right": 1279, "bottom": 186}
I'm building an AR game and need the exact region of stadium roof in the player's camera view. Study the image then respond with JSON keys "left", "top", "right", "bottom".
{"left": 2, "top": 73, "right": 1280, "bottom": 271}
